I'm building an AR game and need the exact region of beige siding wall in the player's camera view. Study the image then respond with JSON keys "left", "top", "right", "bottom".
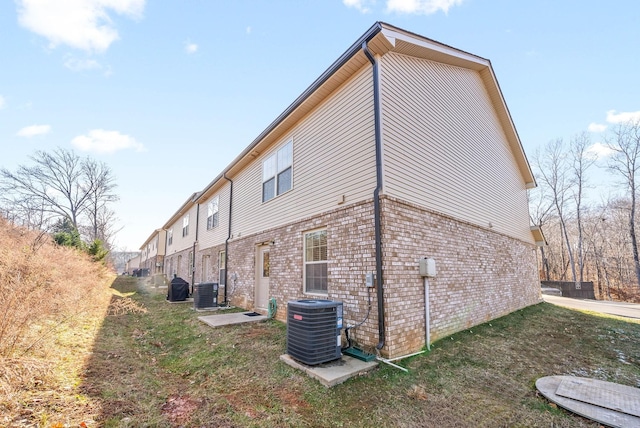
{"left": 197, "top": 185, "right": 230, "bottom": 250}
{"left": 231, "top": 66, "right": 377, "bottom": 239}
{"left": 380, "top": 53, "right": 532, "bottom": 243}
{"left": 166, "top": 204, "right": 198, "bottom": 256}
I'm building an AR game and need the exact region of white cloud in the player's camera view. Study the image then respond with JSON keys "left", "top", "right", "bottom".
{"left": 586, "top": 142, "right": 615, "bottom": 159}
{"left": 246, "top": 26, "right": 252, "bottom": 35}
{"left": 606, "top": 110, "right": 640, "bottom": 124}
{"left": 386, "top": 0, "right": 464, "bottom": 14}
{"left": 0, "top": 95, "right": 5, "bottom": 109}
{"left": 64, "top": 56, "right": 102, "bottom": 71}
{"left": 16, "top": 0, "right": 145, "bottom": 53}
{"left": 343, "top": 0, "right": 374, "bottom": 13}
{"left": 588, "top": 123, "right": 607, "bottom": 133}
{"left": 184, "top": 41, "right": 198, "bottom": 54}
{"left": 16, "top": 124, "right": 51, "bottom": 137}
{"left": 71, "top": 129, "right": 145, "bottom": 154}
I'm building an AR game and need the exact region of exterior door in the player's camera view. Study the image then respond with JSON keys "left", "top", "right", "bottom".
{"left": 256, "top": 245, "right": 270, "bottom": 310}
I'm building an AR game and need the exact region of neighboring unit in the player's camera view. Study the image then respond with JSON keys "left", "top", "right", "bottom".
{"left": 163, "top": 193, "right": 200, "bottom": 285}
{"left": 139, "top": 229, "right": 166, "bottom": 275}
{"left": 124, "top": 253, "right": 140, "bottom": 275}
{"left": 148, "top": 22, "right": 540, "bottom": 359}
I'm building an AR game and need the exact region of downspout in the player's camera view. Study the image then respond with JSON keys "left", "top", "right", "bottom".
{"left": 362, "top": 42, "right": 386, "bottom": 351}
{"left": 223, "top": 173, "right": 234, "bottom": 306}
{"left": 191, "top": 203, "right": 200, "bottom": 294}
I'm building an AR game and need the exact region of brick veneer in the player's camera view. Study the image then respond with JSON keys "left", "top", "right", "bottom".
{"left": 164, "top": 247, "right": 193, "bottom": 282}
{"left": 380, "top": 196, "right": 541, "bottom": 357}
{"left": 220, "top": 196, "right": 540, "bottom": 359}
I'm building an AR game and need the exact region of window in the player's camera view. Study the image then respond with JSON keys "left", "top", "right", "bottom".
{"left": 207, "top": 196, "right": 219, "bottom": 229}
{"left": 304, "top": 229, "right": 327, "bottom": 294}
{"left": 182, "top": 215, "right": 189, "bottom": 237}
{"left": 219, "top": 250, "right": 226, "bottom": 285}
{"left": 262, "top": 140, "right": 292, "bottom": 202}
{"left": 168, "top": 228, "right": 173, "bottom": 246}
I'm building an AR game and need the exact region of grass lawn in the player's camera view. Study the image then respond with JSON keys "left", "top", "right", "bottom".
{"left": 6, "top": 276, "right": 640, "bottom": 427}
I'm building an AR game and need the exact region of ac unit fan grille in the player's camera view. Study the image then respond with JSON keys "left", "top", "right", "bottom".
{"left": 286, "top": 300, "right": 342, "bottom": 365}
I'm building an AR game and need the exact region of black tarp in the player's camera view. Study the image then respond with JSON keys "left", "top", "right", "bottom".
{"left": 168, "top": 276, "right": 189, "bottom": 301}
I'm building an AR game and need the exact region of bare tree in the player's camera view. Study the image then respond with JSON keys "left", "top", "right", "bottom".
{"left": 0, "top": 147, "right": 119, "bottom": 247}
{"left": 606, "top": 120, "right": 640, "bottom": 287}
{"left": 82, "top": 158, "right": 119, "bottom": 244}
{"left": 535, "top": 139, "right": 577, "bottom": 283}
{"left": 528, "top": 184, "right": 553, "bottom": 280}
{"left": 569, "top": 132, "right": 596, "bottom": 282}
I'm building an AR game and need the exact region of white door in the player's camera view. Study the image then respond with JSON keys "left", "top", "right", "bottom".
{"left": 256, "top": 245, "right": 270, "bottom": 310}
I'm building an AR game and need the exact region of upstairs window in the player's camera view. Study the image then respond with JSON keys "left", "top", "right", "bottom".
{"left": 262, "top": 140, "right": 293, "bottom": 202}
{"left": 207, "top": 196, "right": 219, "bottom": 229}
{"left": 182, "top": 215, "right": 189, "bottom": 237}
{"left": 168, "top": 228, "right": 173, "bottom": 246}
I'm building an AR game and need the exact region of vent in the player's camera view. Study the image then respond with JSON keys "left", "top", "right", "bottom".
{"left": 286, "top": 299, "right": 343, "bottom": 365}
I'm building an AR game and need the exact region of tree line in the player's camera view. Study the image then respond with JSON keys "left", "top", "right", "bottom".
{"left": 0, "top": 147, "right": 119, "bottom": 263}
{"left": 530, "top": 119, "right": 640, "bottom": 301}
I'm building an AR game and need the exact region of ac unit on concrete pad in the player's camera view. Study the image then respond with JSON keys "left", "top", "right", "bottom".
{"left": 286, "top": 299, "right": 343, "bottom": 365}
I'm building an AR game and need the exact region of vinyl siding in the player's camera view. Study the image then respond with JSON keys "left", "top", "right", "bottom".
{"left": 165, "top": 203, "right": 198, "bottom": 255}
{"left": 197, "top": 184, "right": 230, "bottom": 250}
{"left": 231, "top": 66, "right": 376, "bottom": 238}
{"left": 380, "top": 53, "right": 532, "bottom": 243}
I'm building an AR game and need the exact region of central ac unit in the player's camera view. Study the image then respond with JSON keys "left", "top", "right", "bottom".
{"left": 286, "top": 299, "right": 343, "bottom": 365}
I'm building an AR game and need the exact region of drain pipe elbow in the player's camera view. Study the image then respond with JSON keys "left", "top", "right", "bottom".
{"left": 362, "top": 41, "right": 386, "bottom": 352}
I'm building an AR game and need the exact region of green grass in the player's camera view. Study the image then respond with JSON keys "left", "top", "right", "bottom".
{"left": 78, "top": 279, "right": 640, "bottom": 426}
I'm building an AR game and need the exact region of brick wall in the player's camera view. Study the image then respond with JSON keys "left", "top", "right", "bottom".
{"left": 226, "top": 200, "right": 381, "bottom": 350}
{"left": 381, "top": 196, "right": 541, "bottom": 357}
{"left": 220, "top": 196, "right": 540, "bottom": 359}
{"left": 164, "top": 247, "right": 193, "bottom": 283}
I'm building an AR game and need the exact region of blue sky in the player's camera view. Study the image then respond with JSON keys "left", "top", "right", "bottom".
{"left": 1, "top": 0, "right": 639, "bottom": 251}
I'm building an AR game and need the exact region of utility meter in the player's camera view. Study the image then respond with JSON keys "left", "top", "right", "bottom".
{"left": 419, "top": 258, "right": 436, "bottom": 278}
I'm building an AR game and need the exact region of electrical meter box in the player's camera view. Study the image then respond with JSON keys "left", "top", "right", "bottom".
{"left": 419, "top": 258, "right": 436, "bottom": 278}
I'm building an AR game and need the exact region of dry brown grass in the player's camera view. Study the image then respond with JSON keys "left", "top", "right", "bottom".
{"left": 0, "top": 218, "right": 115, "bottom": 427}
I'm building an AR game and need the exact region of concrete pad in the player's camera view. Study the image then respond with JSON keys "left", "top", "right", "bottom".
{"left": 280, "top": 354, "right": 378, "bottom": 388}
{"left": 167, "top": 297, "right": 193, "bottom": 304}
{"left": 198, "top": 311, "right": 267, "bottom": 327}
{"left": 536, "top": 375, "right": 640, "bottom": 427}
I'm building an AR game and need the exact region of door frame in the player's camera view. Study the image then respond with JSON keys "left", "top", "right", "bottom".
{"left": 255, "top": 245, "right": 270, "bottom": 311}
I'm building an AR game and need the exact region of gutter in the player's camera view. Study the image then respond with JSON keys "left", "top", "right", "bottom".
{"left": 196, "top": 23, "right": 385, "bottom": 202}
{"left": 191, "top": 203, "right": 200, "bottom": 293}
{"left": 223, "top": 173, "right": 233, "bottom": 306}
{"left": 362, "top": 42, "right": 386, "bottom": 351}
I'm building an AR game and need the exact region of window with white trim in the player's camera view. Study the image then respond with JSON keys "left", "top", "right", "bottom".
{"left": 219, "top": 250, "right": 226, "bottom": 286}
{"left": 262, "top": 140, "right": 292, "bottom": 202}
{"left": 182, "top": 215, "right": 189, "bottom": 237}
{"left": 207, "top": 196, "right": 219, "bottom": 229}
{"left": 304, "top": 229, "right": 327, "bottom": 294}
{"left": 168, "top": 228, "right": 173, "bottom": 246}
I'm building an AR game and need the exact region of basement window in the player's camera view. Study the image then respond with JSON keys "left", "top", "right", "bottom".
{"left": 304, "top": 229, "right": 327, "bottom": 294}
{"left": 262, "top": 140, "right": 293, "bottom": 203}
